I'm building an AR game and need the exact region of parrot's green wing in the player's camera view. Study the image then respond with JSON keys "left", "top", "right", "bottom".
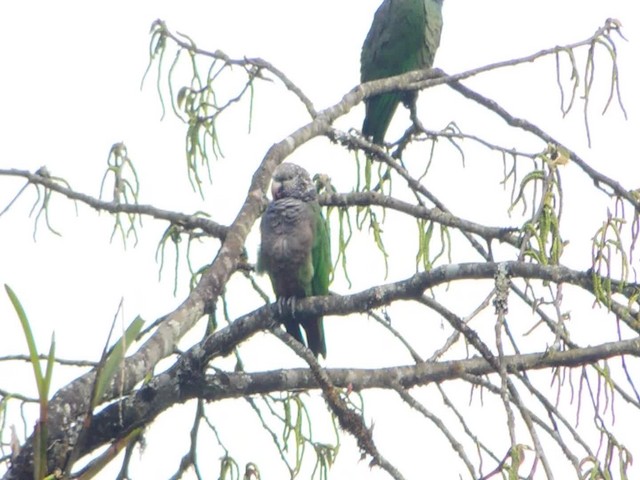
{"left": 361, "top": 0, "right": 444, "bottom": 144}
{"left": 302, "top": 202, "right": 331, "bottom": 358}
{"left": 311, "top": 203, "right": 331, "bottom": 297}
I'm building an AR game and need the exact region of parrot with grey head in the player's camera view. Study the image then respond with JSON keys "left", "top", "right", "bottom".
{"left": 361, "top": 0, "right": 444, "bottom": 145}
{"left": 257, "top": 163, "right": 331, "bottom": 358}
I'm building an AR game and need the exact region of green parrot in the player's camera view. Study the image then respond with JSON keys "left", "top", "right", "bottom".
{"left": 361, "top": 0, "right": 444, "bottom": 144}
{"left": 257, "top": 163, "right": 332, "bottom": 358}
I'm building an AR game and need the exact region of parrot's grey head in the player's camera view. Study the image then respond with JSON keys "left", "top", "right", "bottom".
{"left": 271, "top": 163, "right": 317, "bottom": 202}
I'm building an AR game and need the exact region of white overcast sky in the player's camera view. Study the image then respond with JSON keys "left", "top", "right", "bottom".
{"left": 0, "top": 1, "right": 639, "bottom": 478}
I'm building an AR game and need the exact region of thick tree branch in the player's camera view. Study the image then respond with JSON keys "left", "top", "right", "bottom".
{"left": 74, "top": 336, "right": 640, "bottom": 463}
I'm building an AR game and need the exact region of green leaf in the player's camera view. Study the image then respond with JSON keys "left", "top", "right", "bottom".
{"left": 5, "top": 285, "right": 46, "bottom": 400}
{"left": 92, "top": 316, "right": 145, "bottom": 407}
{"left": 43, "top": 333, "right": 56, "bottom": 402}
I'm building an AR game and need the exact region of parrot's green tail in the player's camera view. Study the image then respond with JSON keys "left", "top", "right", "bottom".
{"left": 363, "top": 91, "right": 402, "bottom": 145}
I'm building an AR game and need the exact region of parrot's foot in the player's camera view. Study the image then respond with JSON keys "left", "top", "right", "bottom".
{"left": 276, "top": 297, "right": 296, "bottom": 319}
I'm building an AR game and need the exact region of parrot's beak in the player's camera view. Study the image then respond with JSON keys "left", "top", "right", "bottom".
{"left": 271, "top": 181, "right": 282, "bottom": 200}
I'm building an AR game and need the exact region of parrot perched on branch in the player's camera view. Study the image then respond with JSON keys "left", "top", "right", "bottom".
{"left": 257, "top": 163, "right": 332, "bottom": 358}
{"left": 361, "top": 0, "right": 444, "bottom": 145}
